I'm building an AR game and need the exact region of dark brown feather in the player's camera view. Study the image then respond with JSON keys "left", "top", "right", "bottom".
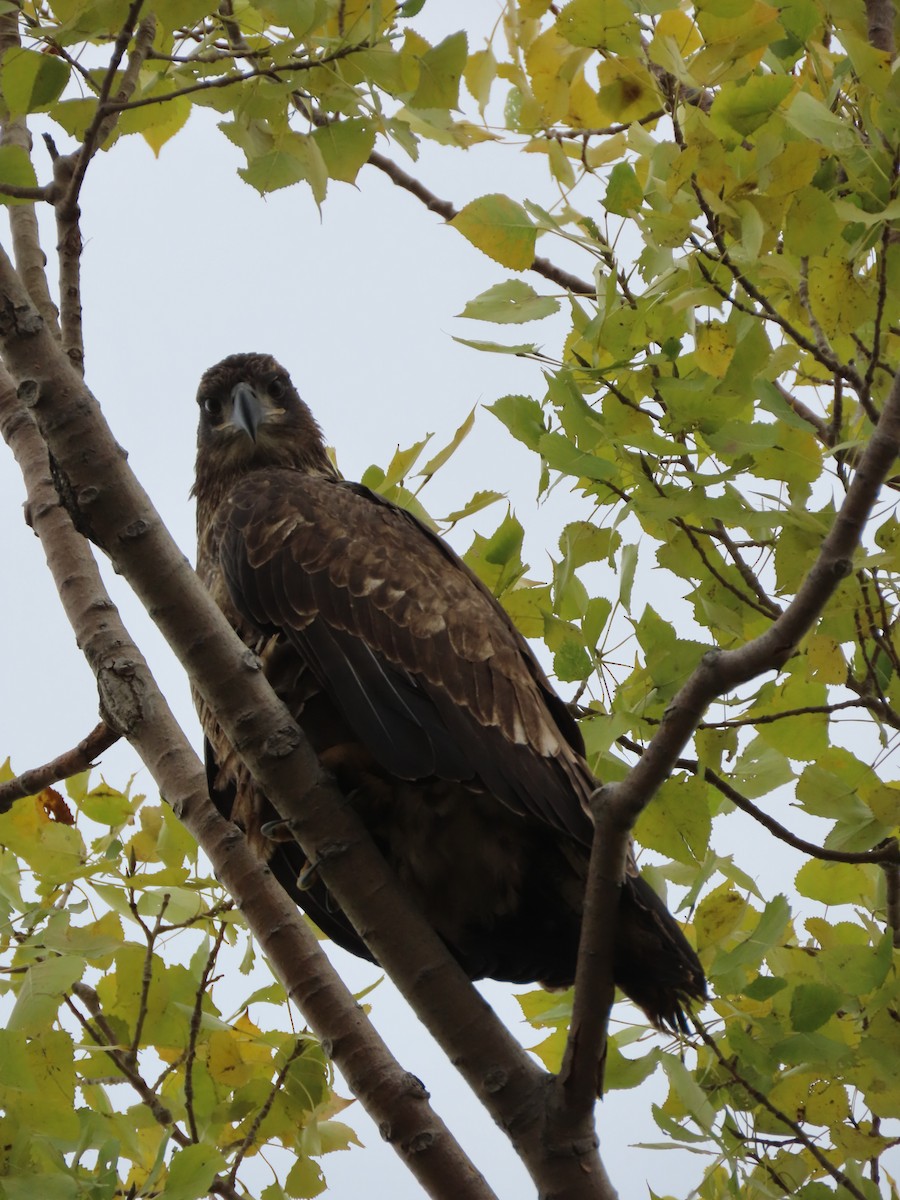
{"left": 193, "top": 353, "right": 707, "bottom": 1029}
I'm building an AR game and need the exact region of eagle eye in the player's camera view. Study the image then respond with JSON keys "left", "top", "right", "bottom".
{"left": 268, "top": 377, "right": 286, "bottom": 401}
{"left": 203, "top": 395, "right": 223, "bottom": 418}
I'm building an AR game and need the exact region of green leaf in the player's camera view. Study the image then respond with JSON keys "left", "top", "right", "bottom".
{"left": 0, "top": 145, "right": 39, "bottom": 204}
{"left": 311, "top": 118, "right": 376, "bottom": 184}
{"left": 238, "top": 133, "right": 328, "bottom": 202}
{"left": 709, "top": 74, "right": 794, "bottom": 136}
{"left": 713, "top": 894, "right": 792, "bottom": 975}
{"left": 794, "top": 859, "right": 877, "bottom": 906}
{"left": 1, "top": 48, "right": 70, "bottom": 115}
{"left": 409, "top": 30, "right": 467, "bottom": 110}
{"left": 458, "top": 279, "right": 560, "bottom": 324}
{"left": 604, "top": 162, "right": 643, "bottom": 216}
{"left": 418, "top": 407, "right": 475, "bottom": 479}
{"left": 450, "top": 194, "right": 536, "bottom": 270}
{"left": 790, "top": 982, "right": 843, "bottom": 1032}
{"left": 784, "top": 91, "right": 857, "bottom": 149}
{"left": 488, "top": 394, "right": 546, "bottom": 451}
{"left": 164, "top": 1144, "right": 227, "bottom": 1200}
{"left": 634, "top": 774, "right": 711, "bottom": 864}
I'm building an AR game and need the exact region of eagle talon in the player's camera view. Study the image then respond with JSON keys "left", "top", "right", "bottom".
{"left": 297, "top": 859, "right": 320, "bottom": 890}
{"left": 260, "top": 817, "right": 293, "bottom": 841}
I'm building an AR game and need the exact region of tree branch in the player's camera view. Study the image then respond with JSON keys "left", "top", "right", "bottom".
{"left": 551, "top": 361, "right": 900, "bottom": 1126}
{"left": 694, "top": 1020, "right": 870, "bottom": 1200}
{"left": 365, "top": 150, "right": 597, "bottom": 296}
{"left": 0, "top": 363, "right": 501, "bottom": 1200}
{"left": 0, "top": 720, "right": 119, "bottom": 814}
{"left": 0, "top": 253, "right": 619, "bottom": 1197}
{"left": 0, "top": 13, "right": 61, "bottom": 335}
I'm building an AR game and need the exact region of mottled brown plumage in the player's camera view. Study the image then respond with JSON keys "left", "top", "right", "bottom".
{"left": 192, "top": 352, "right": 706, "bottom": 1029}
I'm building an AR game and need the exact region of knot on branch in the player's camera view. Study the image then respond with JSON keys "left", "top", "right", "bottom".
{"left": 831, "top": 557, "right": 854, "bottom": 579}
{"left": 261, "top": 724, "right": 303, "bottom": 758}
{"left": 240, "top": 647, "right": 262, "bottom": 672}
{"left": 401, "top": 1071, "right": 429, "bottom": 1100}
{"left": 17, "top": 378, "right": 40, "bottom": 406}
{"left": 97, "top": 656, "right": 145, "bottom": 735}
{"left": 405, "top": 1129, "right": 436, "bottom": 1154}
{"left": 483, "top": 1067, "right": 509, "bottom": 1094}
{"left": 120, "top": 517, "right": 151, "bottom": 541}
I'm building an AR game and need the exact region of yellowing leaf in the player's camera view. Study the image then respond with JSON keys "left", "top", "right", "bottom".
{"left": 450, "top": 194, "right": 536, "bottom": 270}
{"left": 805, "top": 634, "right": 846, "bottom": 684}
{"left": 694, "top": 320, "right": 735, "bottom": 377}
{"left": 558, "top": 0, "right": 639, "bottom": 53}
{"left": 409, "top": 29, "right": 467, "bottom": 110}
{"left": 795, "top": 858, "right": 877, "bottom": 906}
{"left": 634, "top": 774, "right": 711, "bottom": 865}
{"left": 694, "top": 887, "right": 748, "bottom": 949}
{"left": 457, "top": 279, "right": 559, "bottom": 324}
{"left": 784, "top": 187, "right": 843, "bottom": 256}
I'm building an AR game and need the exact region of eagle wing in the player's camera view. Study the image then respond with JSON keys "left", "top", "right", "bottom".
{"left": 214, "top": 469, "right": 597, "bottom": 843}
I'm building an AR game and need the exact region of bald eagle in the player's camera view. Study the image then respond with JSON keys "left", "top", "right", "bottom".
{"left": 192, "top": 352, "right": 706, "bottom": 1030}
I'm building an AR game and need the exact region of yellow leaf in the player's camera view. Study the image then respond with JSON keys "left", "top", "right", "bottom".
{"left": 805, "top": 634, "right": 847, "bottom": 684}
{"left": 694, "top": 320, "right": 735, "bottom": 378}
{"left": 450, "top": 194, "right": 536, "bottom": 270}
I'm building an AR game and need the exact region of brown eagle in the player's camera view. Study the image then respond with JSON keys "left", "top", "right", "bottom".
{"left": 192, "top": 352, "right": 706, "bottom": 1030}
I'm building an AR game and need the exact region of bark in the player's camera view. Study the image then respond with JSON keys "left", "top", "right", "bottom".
{"left": 0, "top": 249, "right": 616, "bottom": 1198}
{"left": 0, "top": 375, "right": 499, "bottom": 1200}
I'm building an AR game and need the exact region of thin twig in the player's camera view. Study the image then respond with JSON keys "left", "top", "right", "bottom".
{"left": 366, "top": 150, "right": 596, "bottom": 296}
{"left": 58, "top": 3, "right": 153, "bottom": 221}
{"left": 0, "top": 721, "right": 119, "bottom": 814}
{"left": 185, "top": 921, "right": 228, "bottom": 1142}
{"left": 694, "top": 1020, "right": 870, "bottom": 1200}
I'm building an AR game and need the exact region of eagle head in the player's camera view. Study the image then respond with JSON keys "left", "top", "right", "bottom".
{"left": 193, "top": 353, "right": 333, "bottom": 492}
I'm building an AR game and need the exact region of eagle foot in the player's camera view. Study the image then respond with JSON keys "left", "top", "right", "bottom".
{"left": 296, "top": 858, "right": 320, "bottom": 890}
{"left": 260, "top": 817, "right": 295, "bottom": 843}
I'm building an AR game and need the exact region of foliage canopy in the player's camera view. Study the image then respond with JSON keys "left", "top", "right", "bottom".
{"left": 1, "top": 0, "right": 900, "bottom": 1197}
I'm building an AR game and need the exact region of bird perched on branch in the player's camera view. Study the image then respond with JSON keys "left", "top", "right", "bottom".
{"left": 192, "top": 352, "right": 706, "bottom": 1030}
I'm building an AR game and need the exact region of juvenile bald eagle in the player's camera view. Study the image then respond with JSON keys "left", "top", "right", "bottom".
{"left": 192, "top": 352, "right": 706, "bottom": 1030}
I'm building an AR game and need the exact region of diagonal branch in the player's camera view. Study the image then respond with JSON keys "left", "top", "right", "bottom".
{"left": 554, "top": 360, "right": 900, "bottom": 1122}
{"left": 0, "top": 249, "right": 616, "bottom": 1198}
{"left": 0, "top": 364, "right": 499, "bottom": 1200}
{"left": 0, "top": 720, "right": 119, "bottom": 814}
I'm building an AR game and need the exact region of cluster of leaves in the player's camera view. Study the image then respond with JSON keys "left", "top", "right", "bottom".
{"left": 2, "top": 0, "right": 900, "bottom": 1195}
{"left": 0, "top": 761, "right": 355, "bottom": 1200}
{"left": 436, "top": 3, "right": 900, "bottom": 1198}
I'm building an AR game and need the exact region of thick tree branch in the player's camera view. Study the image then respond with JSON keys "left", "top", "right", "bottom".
{"left": 0, "top": 720, "right": 119, "bottom": 814}
{"left": 611, "top": 360, "right": 900, "bottom": 829}
{"left": 0, "top": 254, "right": 616, "bottom": 1198}
{"left": 553, "top": 361, "right": 900, "bottom": 1121}
{"left": 0, "top": 366, "right": 500, "bottom": 1200}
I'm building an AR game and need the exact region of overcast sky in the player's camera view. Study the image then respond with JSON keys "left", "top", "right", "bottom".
{"left": 0, "top": 4, "right": 810, "bottom": 1195}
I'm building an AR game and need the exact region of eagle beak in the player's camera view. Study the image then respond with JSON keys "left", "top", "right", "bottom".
{"left": 230, "top": 382, "right": 264, "bottom": 442}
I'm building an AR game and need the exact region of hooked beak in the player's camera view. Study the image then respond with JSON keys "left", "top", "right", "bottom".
{"left": 230, "top": 381, "right": 264, "bottom": 442}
